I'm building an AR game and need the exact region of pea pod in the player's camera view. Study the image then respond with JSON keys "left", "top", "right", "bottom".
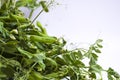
{"left": 45, "top": 57, "right": 57, "bottom": 69}
{"left": 17, "top": 47, "right": 33, "bottom": 58}
{"left": 32, "top": 28, "right": 47, "bottom": 37}
{"left": 10, "top": 14, "right": 29, "bottom": 22}
{"left": 55, "top": 56, "right": 66, "bottom": 65}
{"left": 10, "top": 29, "right": 18, "bottom": 34}
{"left": 36, "top": 21, "right": 47, "bottom": 35}
{"left": 29, "top": 71, "right": 44, "bottom": 80}
{"left": 30, "top": 35, "right": 56, "bottom": 44}
{"left": 19, "top": 23, "right": 30, "bottom": 29}
{"left": 26, "top": 30, "right": 47, "bottom": 37}
{"left": 40, "top": 1, "right": 49, "bottom": 12}
{"left": 0, "top": 16, "right": 9, "bottom": 20}
{"left": 34, "top": 42, "right": 44, "bottom": 50}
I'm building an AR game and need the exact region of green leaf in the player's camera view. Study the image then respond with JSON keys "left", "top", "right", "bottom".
{"left": 84, "top": 51, "right": 92, "bottom": 59}
{"left": 72, "top": 50, "right": 83, "bottom": 59}
{"left": 94, "top": 49, "right": 101, "bottom": 53}
{"left": 107, "top": 74, "right": 114, "bottom": 80}
{"left": 85, "top": 52, "right": 98, "bottom": 63}
{"left": 91, "top": 53, "right": 98, "bottom": 61}
{"left": 97, "top": 43, "right": 103, "bottom": 48}
{"left": 70, "top": 52, "right": 76, "bottom": 61}
{"left": 63, "top": 53, "right": 73, "bottom": 65}
{"left": 96, "top": 39, "right": 103, "bottom": 43}
{"left": 90, "top": 64, "right": 103, "bottom": 73}
{"left": 74, "top": 60, "right": 85, "bottom": 67}
{"left": 89, "top": 58, "right": 96, "bottom": 65}
{"left": 89, "top": 73, "right": 96, "bottom": 79}
{"left": 32, "top": 53, "right": 46, "bottom": 70}
{"left": 0, "top": 1, "right": 119, "bottom": 80}
{"left": 92, "top": 46, "right": 101, "bottom": 53}
{"left": 107, "top": 68, "right": 120, "bottom": 79}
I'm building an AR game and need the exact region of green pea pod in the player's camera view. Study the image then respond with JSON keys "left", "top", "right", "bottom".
{"left": 34, "top": 42, "right": 44, "bottom": 50}
{"left": 17, "top": 47, "right": 33, "bottom": 58}
{"left": 30, "top": 35, "right": 56, "bottom": 44}
{"left": 40, "top": 1, "right": 49, "bottom": 12}
{"left": 10, "top": 14, "right": 29, "bottom": 22}
{"left": 19, "top": 24, "right": 30, "bottom": 29}
{"left": 27, "top": 30, "right": 47, "bottom": 37}
{"left": 0, "top": 16, "right": 9, "bottom": 20}
{"left": 45, "top": 57, "right": 57, "bottom": 69}
{"left": 35, "top": 30, "right": 47, "bottom": 37}
{"left": 36, "top": 21, "right": 47, "bottom": 35}
{"left": 55, "top": 56, "right": 66, "bottom": 65}
{"left": 10, "top": 29, "right": 18, "bottom": 34}
{"left": 29, "top": 71, "right": 44, "bottom": 80}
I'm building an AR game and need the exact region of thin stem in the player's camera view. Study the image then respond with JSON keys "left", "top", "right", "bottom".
{"left": 29, "top": 9, "right": 34, "bottom": 19}
{"left": 30, "top": 9, "right": 44, "bottom": 25}
{"left": 30, "top": 1, "right": 53, "bottom": 25}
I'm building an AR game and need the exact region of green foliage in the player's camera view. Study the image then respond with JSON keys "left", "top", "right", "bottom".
{"left": 0, "top": 0, "right": 120, "bottom": 80}
{"left": 107, "top": 67, "right": 120, "bottom": 80}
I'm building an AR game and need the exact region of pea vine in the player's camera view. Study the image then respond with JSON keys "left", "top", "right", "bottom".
{"left": 0, "top": 0, "right": 120, "bottom": 80}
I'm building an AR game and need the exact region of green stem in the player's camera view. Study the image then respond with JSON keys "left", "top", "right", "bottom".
{"left": 30, "top": 1, "right": 53, "bottom": 25}
{"left": 29, "top": 9, "right": 34, "bottom": 19}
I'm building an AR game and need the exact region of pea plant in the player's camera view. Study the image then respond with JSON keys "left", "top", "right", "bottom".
{"left": 0, "top": 0, "right": 120, "bottom": 80}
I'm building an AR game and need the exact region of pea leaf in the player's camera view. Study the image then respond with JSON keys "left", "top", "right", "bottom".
{"left": 97, "top": 43, "right": 103, "bottom": 48}
{"left": 32, "top": 53, "right": 46, "bottom": 70}
{"left": 89, "top": 64, "right": 103, "bottom": 74}
{"left": 96, "top": 39, "right": 103, "bottom": 43}
{"left": 107, "top": 67, "right": 120, "bottom": 79}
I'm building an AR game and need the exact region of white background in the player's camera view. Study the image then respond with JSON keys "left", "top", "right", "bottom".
{"left": 31, "top": 0, "right": 120, "bottom": 76}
